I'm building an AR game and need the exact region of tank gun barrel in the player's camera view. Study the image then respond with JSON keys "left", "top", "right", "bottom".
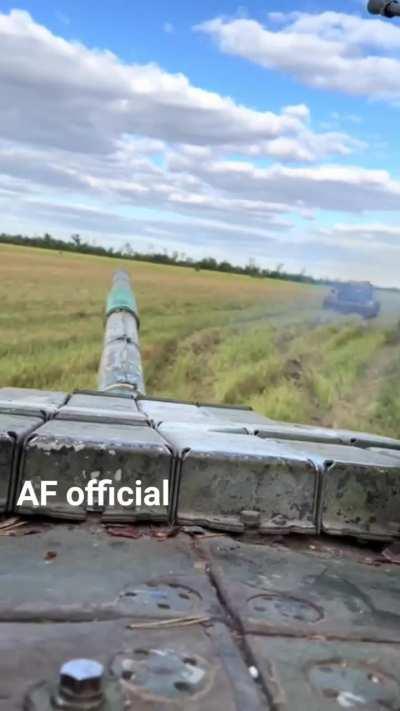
{"left": 97, "top": 270, "right": 145, "bottom": 395}
{"left": 367, "top": 0, "right": 400, "bottom": 16}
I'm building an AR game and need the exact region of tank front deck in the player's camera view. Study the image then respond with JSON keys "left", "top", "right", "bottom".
{"left": 1, "top": 385, "right": 400, "bottom": 708}
{"left": 1, "top": 520, "right": 400, "bottom": 710}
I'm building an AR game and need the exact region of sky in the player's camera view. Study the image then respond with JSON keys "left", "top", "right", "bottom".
{"left": 0, "top": 0, "right": 400, "bottom": 285}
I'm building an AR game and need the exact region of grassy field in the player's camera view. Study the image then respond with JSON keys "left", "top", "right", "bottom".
{"left": 1, "top": 243, "right": 400, "bottom": 438}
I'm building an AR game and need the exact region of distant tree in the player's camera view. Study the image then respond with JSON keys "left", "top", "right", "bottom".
{"left": 0, "top": 231, "right": 359, "bottom": 289}
{"left": 71, "top": 233, "right": 82, "bottom": 248}
{"left": 123, "top": 242, "right": 134, "bottom": 257}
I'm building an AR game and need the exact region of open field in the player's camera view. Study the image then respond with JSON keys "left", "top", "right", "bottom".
{"left": 1, "top": 243, "right": 400, "bottom": 437}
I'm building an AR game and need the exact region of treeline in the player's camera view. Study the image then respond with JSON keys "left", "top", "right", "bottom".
{"left": 1, "top": 231, "right": 398, "bottom": 292}
{"left": 0, "top": 231, "right": 323, "bottom": 285}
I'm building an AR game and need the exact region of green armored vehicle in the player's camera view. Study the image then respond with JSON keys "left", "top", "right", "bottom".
{"left": 1, "top": 270, "right": 400, "bottom": 710}
{"left": 323, "top": 281, "right": 381, "bottom": 319}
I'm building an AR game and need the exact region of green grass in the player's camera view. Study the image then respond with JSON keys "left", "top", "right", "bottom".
{"left": 1, "top": 243, "right": 400, "bottom": 438}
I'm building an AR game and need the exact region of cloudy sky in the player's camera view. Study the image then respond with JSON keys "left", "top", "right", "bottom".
{"left": 0, "top": 0, "right": 399, "bottom": 285}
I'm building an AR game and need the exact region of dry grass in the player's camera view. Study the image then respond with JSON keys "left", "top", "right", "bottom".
{"left": 1, "top": 243, "right": 400, "bottom": 437}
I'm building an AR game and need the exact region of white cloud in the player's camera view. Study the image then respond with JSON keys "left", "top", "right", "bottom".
{"left": 0, "top": 9, "right": 357, "bottom": 161}
{"left": 0, "top": 9, "right": 399, "bottom": 284}
{"left": 197, "top": 11, "right": 400, "bottom": 101}
{"left": 167, "top": 153, "right": 400, "bottom": 212}
{"left": 318, "top": 223, "right": 400, "bottom": 249}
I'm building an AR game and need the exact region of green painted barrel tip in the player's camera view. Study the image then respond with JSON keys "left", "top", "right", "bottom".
{"left": 106, "top": 270, "right": 139, "bottom": 324}
{"left": 99, "top": 270, "right": 145, "bottom": 395}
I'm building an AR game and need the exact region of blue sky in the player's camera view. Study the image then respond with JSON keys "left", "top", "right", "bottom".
{"left": 0, "top": 1, "right": 399, "bottom": 285}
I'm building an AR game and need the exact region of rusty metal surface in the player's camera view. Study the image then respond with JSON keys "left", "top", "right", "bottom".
{"left": 199, "top": 536, "right": 400, "bottom": 642}
{"left": 2, "top": 621, "right": 265, "bottom": 711}
{"left": 1, "top": 521, "right": 400, "bottom": 708}
{"left": 17, "top": 420, "right": 173, "bottom": 521}
{"left": 164, "top": 430, "right": 319, "bottom": 534}
{"left": 164, "top": 422, "right": 400, "bottom": 539}
{"left": 316, "top": 444, "right": 400, "bottom": 540}
{"left": 0, "top": 524, "right": 219, "bottom": 621}
{"left": 246, "top": 636, "right": 400, "bottom": 710}
{"left": 1, "top": 523, "right": 400, "bottom": 710}
{"left": 0, "top": 413, "right": 42, "bottom": 512}
{"left": 252, "top": 439, "right": 400, "bottom": 539}
{"left": 0, "top": 387, "right": 67, "bottom": 418}
{"left": 0, "top": 523, "right": 265, "bottom": 711}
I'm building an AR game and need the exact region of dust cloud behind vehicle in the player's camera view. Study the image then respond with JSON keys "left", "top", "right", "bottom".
{"left": 323, "top": 281, "right": 381, "bottom": 319}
